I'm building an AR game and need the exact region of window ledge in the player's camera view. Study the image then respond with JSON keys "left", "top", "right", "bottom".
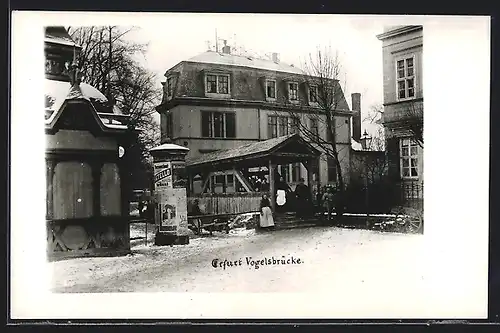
{"left": 266, "top": 97, "right": 277, "bottom": 102}
{"left": 401, "top": 177, "right": 420, "bottom": 181}
{"left": 205, "top": 92, "right": 231, "bottom": 99}
{"left": 288, "top": 100, "right": 300, "bottom": 104}
{"left": 396, "top": 96, "right": 417, "bottom": 103}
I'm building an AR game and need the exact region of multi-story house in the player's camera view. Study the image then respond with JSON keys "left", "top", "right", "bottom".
{"left": 156, "top": 45, "right": 360, "bottom": 193}
{"left": 376, "top": 26, "right": 424, "bottom": 203}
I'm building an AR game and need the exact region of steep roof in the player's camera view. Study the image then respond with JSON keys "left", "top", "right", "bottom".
{"left": 45, "top": 26, "right": 81, "bottom": 48}
{"left": 186, "top": 51, "right": 305, "bottom": 75}
{"left": 45, "top": 79, "right": 108, "bottom": 114}
{"left": 44, "top": 79, "right": 129, "bottom": 131}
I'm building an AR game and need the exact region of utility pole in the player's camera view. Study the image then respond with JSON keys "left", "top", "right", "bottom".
{"left": 215, "top": 29, "right": 218, "bottom": 53}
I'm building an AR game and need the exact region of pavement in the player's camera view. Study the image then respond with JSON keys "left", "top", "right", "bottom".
{"left": 50, "top": 226, "right": 425, "bottom": 294}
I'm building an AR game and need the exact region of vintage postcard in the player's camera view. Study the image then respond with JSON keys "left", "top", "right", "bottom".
{"left": 10, "top": 12, "right": 490, "bottom": 320}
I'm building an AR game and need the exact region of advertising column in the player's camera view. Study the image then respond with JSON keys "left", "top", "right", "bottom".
{"left": 150, "top": 143, "right": 190, "bottom": 246}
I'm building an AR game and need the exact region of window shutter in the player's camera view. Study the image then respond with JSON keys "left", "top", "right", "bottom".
{"left": 201, "top": 112, "right": 210, "bottom": 137}
{"left": 225, "top": 113, "right": 236, "bottom": 138}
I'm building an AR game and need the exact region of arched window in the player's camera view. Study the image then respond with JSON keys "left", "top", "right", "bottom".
{"left": 52, "top": 161, "right": 93, "bottom": 219}
{"left": 100, "top": 163, "right": 121, "bottom": 216}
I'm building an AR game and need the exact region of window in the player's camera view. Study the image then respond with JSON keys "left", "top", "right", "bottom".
{"left": 327, "top": 157, "right": 337, "bottom": 182}
{"left": 266, "top": 80, "right": 276, "bottom": 99}
{"left": 166, "top": 77, "right": 174, "bottom": 96}
{"left": 310, "top": 118, "right": 319, "bottom": 137}
{"left": 206, "top": 74, "right": 230, "bottom": 95}
{"left": 218, "top": 75, "right": 229, "bottom": 94}
{"left": 269, "top": 115, "right": 300, "bottom": 138}
{"left": 400, "top": 138, "right": 419, "bottom": 178}
{"left": 288, "top": 82, "right": 298, "bottom": 101}
{"left": 290, "top": 117, "right": 300, "bottom": 134}
{"left": 268, "top": 115, "right": 278, "bottom": 139}
{"left": 309, "top": 85, "right": 318, "bottom": 103}
{"left": 278, "top": 116, "right": 289, "bottom": 137}
{"left": 206, "top": 75, "right": 217, "bottom": 93}
{"left": 291, "top": 163, "right": 301, "bottom": 182}
{"left": 201, "top": 111, "right": 236, "bottom": 138}
{"left": 396, "top": 56, "right": 416, "bottom": 100}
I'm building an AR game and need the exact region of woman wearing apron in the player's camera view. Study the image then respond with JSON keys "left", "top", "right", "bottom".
{"left": 259, "top": 194, "right": 275, "bottom": 231}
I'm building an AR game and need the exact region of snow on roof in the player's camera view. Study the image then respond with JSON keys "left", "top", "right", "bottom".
{"left": 45, "top": 79, "right": 109, "bottom": 113}
{"left": 186, "top": 51, "right": 306, "bottom": 75}
{"left": 45, "top": 26, "right": 81, "bottom": 48}
{"left": 351, "top": 138, "right": 363, "bottom": 151}
{"left": 150, "top": 143, "right": 190, "bottom": 152}
{"left": 103, "top": 123, "right": 129, "bottom": 130}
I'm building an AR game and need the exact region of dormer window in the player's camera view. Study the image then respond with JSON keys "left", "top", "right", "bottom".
{"left": 205, "top": 73, "right": 230, "bottom": 96}
{"left": 309, "top": 85, "right": 319, "bottom": 104}
{"left": 288, "top": 82, "right": 299, "bottom": 102}
{"left": 266, "top": 80, "right": 276, "bottom": 99}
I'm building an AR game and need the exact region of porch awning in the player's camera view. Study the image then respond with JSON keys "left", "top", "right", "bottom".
{"left": 186, "top": 133, "right": 321, "bottom": 172}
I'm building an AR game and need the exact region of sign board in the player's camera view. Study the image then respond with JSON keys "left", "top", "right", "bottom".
{"left": 154, "top": 161, "right": 172, "bottom": 190}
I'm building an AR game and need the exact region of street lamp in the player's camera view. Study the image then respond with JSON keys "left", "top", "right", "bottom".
{"left": 360, "top": 130, "right": 372, "bottom": 150}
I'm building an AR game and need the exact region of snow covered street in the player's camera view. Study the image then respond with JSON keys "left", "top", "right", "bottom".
{"left": 50, "top": 226, "right": 426, "bottom": 294}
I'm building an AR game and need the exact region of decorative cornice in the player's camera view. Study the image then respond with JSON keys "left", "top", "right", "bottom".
{"left": 156, "top": 97, "right": 354, "bottom": 116}
{"left": 376, "top": 26, "right": 423, "bottom": 41}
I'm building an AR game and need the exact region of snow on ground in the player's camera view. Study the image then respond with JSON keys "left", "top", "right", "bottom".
{"left": 50, "top": 226, "right": 424, "bottom": 294}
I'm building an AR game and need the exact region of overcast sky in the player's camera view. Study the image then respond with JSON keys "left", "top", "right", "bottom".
{"left": 123, "top": 14, "right": 387, "bottom": 132}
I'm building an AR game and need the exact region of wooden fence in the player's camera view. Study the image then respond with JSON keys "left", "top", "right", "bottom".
{"left": 342, "top": 180, "right": 423, "bottom": 214}
{"left": 187, "top": 192, "right": 265, "bottom": 216}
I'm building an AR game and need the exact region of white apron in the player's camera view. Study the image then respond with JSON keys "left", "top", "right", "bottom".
{"left": 259, "top": 206, "right": 275, "bottom": 228}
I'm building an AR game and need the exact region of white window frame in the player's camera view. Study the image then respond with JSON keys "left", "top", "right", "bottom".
{"left": 265, "top": 79, "right": 277, "bottom": 100}
{"left": 287, "top": 81, "right": 299, "bottom": 103}
{"left": 309, "top": 85, "right": 319, "bottom": 105}
{"left": 205, "top": 73, "right": 231, "bottom": 97}
{"left": 399, "top": 137, "right": 419, "bottom": 179}
{"left": 395, "top": 55, "right": 416, "bottom": 101}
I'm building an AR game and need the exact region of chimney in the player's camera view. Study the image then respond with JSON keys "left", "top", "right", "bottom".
{"left": 351, "top": 93, "right": 362, "bottom": 142}
{"left": 222, "top": 40, "right": 231, "bottom": 54}
{"left": 272, "top": 52, "right": 280, "bottom": 63}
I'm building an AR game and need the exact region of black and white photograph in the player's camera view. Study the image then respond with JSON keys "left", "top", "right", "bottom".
{"left": 10, "top": 12, "right": 490, "bottom": 319}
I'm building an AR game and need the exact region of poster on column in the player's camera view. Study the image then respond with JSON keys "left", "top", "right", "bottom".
{"left": 158, "top": 188, "right": 177, "bottom": 234}
{"left": 157, "top": 187, "right": 188, "bottom": 235}
{"left": 154, "top": 161, "right": 172, "bottom": 189}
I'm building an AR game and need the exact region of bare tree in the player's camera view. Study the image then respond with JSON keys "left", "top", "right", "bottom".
{"left": 68, "top": 26, "right": 161, "bottom": 188}
{"left": 401, "top": 101, "right": 423, "bottom": 148}
{"left": 278, "top": 46, "right": 351, "bottom": 215}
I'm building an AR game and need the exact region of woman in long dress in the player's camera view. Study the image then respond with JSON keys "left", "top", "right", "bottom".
{"left": 259, "top": 194, "right": 275, "bottom": 230}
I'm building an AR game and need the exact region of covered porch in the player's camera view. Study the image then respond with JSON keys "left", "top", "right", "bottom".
{"left": 185, "top": 133, "right": 321, "bottom": 216}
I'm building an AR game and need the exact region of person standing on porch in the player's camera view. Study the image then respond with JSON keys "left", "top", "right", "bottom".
{"left": 295, "top": 178, "right": 312, "bottom": 217}
{"left": 259, "top": 194, "right": 275, "bottom": 231}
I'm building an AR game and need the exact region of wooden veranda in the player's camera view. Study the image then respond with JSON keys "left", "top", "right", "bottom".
{"left": 185, "top": 133, "right": 321, "bottom": 217}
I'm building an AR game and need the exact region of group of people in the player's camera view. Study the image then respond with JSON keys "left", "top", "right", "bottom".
{"left": 258, "top": 175, "right": 339, "bottom": 230}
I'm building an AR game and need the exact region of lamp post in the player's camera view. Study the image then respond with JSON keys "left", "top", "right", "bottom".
{"left": 360, "top": 130, "right": 372, "bottom": 151}
{"left": 359, "top": 130, "right": 372, "bottom": 212}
